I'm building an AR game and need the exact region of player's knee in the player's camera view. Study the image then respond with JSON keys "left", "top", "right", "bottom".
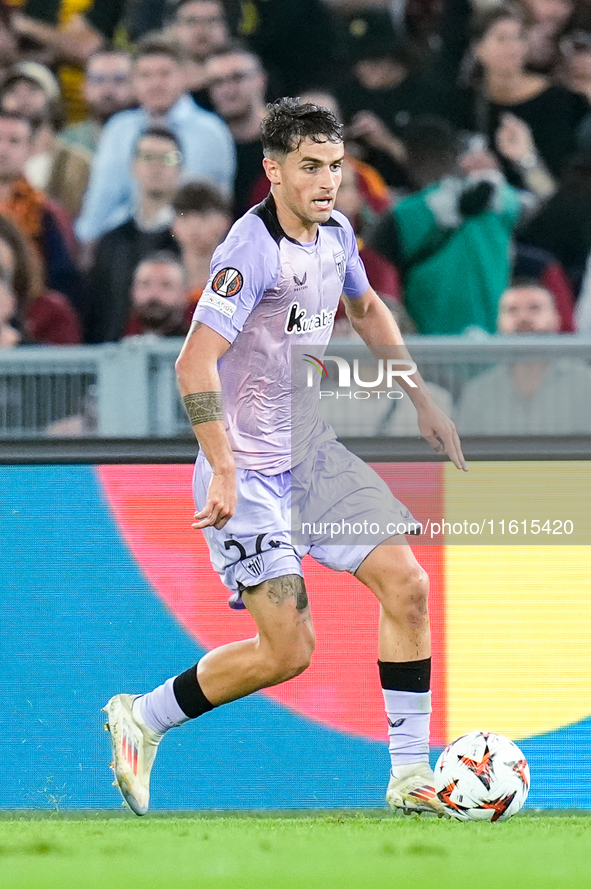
{"left": 382, "top": 564, "right": 429, "bottom": 628}
{"left": 401, "top": 565, "right": 429, "bottom": 628}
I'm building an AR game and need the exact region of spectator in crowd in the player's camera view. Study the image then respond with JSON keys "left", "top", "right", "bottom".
{"left": 333, "top": 156, "right": 404, "bottom": 335}
{"left": 169, "top": 0, "right": 232, "bottom": 109}
{"left": 0, "top": 2, "right": 17, "bottom": 68}
{"left": 0, "top": 213, "right": 82, "bottom": 344}
{"left": 235, "top": 0, "right": 339, "bottom": 94}
{"left": 369, "top": 116, "right": 523, "bottom": 336}
{"left": 84, "top": 127, "right": 182, "bottom": 344}
{"left": 558, "top": 30, "right": 591, "bottom": 102}
{"left": 519, "top": 0, "right": 576, "bottom": 74}
{"left": 1, "top": 62, "right": 91, "bottom": 221}
{"left": 0, "top": 61, "right": 61, "bottom": 118}
{"left": 11, "top": 0, "right": 128, "bottom": 124}
{"left": 126, "top": 0, "right": 170, "bottom": 41}
{"left": 513, "top": 241, "right": 576, "bottom": 331}
{"left": 0, "top": 266, "right": 19, "bottom": 347}
{"left": 455, "top": 281, "right": 591, "bottom": 434}
{"left": 572, "top": 245, "right": 591, "bottom": 331}
{"left": 60, "top": 49, "right": 135, "bottom": 155}
{"left": 172, "top": 180, "right": 231, "bottom": 307}
{"left": 12, "top": 0, "right": 127, "bottom": 67}
{"left": 206, "top": 44, "right": 267, "bottom": 216}
{"left": 457, "top": 5, "right": 590, "bottom": 188}
{"left": 125, "top": 251, "right": 191, "bottom": 337}
{"left": 75, "top": 33, "right": 236, "bottom": 244}
{"left": 0, "top": 110, "right": 81, "bottom": 310}
{"left": 519, "top": 149, "right": 591, "bottom": 294}
{"left": 334, "top": 10, "right": 457, "bottom": 187}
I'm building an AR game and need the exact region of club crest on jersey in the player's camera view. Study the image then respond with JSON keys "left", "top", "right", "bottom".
{"left": 285, "top": 301, "right": 336, "bottom": 334}
{"left": 333, "top": 250, "right": 346, "bottom": 282}
{"left": 212, "top": 267, "right": 243, "bottom": 298}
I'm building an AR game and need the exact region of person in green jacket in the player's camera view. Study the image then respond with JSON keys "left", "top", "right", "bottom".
{"left": 370, "top": 116, "right": 524, "bottom": 336}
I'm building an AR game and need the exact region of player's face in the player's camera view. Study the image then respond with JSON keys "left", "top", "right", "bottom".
{"left": 266, "top": 137, "right": 344, "bottom": 237}
{"left": 498, "top": 286, "right": 560, "bottom": 334}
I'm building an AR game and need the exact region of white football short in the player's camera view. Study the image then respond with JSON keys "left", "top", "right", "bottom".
{"left": 193, "top": 438, "right": 419, "bottom": 607}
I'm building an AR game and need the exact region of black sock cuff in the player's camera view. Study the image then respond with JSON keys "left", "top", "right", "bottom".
{"left": 378, "top": 658, "right": 431, "bottom": 693}
{"left": 173, "top": 664, "right": 215, "bottom": 719}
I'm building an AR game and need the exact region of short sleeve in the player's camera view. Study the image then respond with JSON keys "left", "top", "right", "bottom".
{"left": 333, "top": 211, "right": 370, "bottom": 299}
{"left": 193, "top": 217, "right": 279, "bottom": 343}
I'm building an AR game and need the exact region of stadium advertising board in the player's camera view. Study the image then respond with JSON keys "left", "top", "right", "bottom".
{"left": 2, "top": 462, "right": 589, "bottom": 810}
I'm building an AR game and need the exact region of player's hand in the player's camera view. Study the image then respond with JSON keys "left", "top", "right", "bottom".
{"left": 192, "top": 469, "right": 236, "bottom": 530}
{"left": 416, "top": 403, "right": 468, "bottom": 471}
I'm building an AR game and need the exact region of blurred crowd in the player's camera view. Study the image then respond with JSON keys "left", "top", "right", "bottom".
{"left": 1, "top": 0, "right": 591, "bottom": 361}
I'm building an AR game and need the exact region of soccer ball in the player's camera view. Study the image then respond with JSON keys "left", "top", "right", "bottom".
{"left": 434, "top": 731, "right": 530, "bottom": 822}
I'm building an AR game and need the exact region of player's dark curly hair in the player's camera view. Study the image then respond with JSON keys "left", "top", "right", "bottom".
{"left": 261, "top": 97, "right": 343, "bottom": 157}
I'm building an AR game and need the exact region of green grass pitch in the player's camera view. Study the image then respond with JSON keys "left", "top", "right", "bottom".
{"left": 1, "top": 812, "right": 590, "bottom": 889}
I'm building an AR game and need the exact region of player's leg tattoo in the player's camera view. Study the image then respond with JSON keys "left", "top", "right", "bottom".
{"left": 266, "top": 575, "right": 309, "bottom": 611}
{"left": 296, "top": 582, "right": 309, "bottom": 613}
{"left": 244, "top": 574, "right": 309, "bottom": 612}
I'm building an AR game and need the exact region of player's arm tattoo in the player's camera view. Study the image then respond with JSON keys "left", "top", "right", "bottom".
{"left": 264, "top": 575, "right": 309, "bottom": 613}
{"left": 182, "top": 391, "right": 223, "bottom": 427}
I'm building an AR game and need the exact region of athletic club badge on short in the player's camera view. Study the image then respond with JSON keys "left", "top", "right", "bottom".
{"left": 244, "top": 552, "right": 264, "bottom": 578}
{"left": 212, "top": 267, "right": 244, "bottom": 298}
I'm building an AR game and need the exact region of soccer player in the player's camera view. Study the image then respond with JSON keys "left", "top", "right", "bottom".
{"left": 103, "top": 98, "right": 467, "bottom": 816}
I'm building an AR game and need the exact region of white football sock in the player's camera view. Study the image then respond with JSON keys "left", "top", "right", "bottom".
{"left": 134, "top": 677, "right": 190, "bottom": 735}
{"left": 382, "top": 688, "right": 431, "bottom": 774}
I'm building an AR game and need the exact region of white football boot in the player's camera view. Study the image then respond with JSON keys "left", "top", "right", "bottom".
{"left": 386, "top": 762, "right": 446, "bottom": 816}
{"left": 103, "top": 694, "right": 162, "bottom": 816}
